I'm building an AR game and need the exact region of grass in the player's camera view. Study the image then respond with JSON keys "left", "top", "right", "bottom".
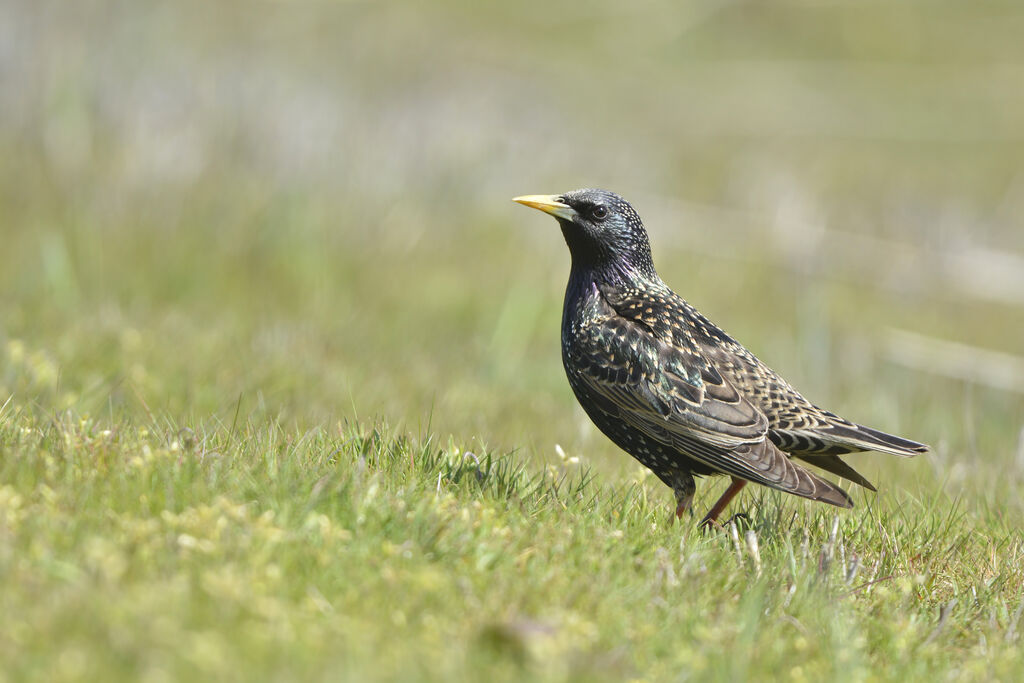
{"left": 3, "top": 414, "right": 1023, "bottom": 681}
{"left": 3, "top": 1, "right": 1024, "bottom": 681}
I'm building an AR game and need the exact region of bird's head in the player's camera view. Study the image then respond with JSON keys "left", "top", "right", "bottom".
{"left": 514, "top": 188, "right": 656, "bottom": 281}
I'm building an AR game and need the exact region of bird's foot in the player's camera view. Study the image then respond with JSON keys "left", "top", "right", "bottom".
{"left": 724, "top": 512, "right": 750, "bottom": 529}
{"left": 698, "top": 511, "right": 750, "bottom": 533}
{"left": 698, "top": 516, "right": 723, "bottom": 533}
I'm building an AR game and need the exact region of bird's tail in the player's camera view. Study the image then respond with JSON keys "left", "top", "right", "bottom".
{"left": 795, "top": 454, "right": 877, "bottom": 492}
{"left": 823, "top": 423, "right": 929, "bottom": 457}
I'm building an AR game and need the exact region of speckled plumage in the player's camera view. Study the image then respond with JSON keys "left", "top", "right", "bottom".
{"left": 515, "top": 188, "right": 927, "bottom": 524}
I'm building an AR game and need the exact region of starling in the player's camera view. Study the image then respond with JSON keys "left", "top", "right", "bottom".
{"left": 513, "top": 189, "right": 928, "bottom": 526}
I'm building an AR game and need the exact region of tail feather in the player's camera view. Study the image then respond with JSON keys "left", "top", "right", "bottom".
{"left": 771, "top": 422, "right": 929, "bottom": 458}
{"left": 826, "top": 423, "right": 929, "bottom": 457}
{"left": 794, "top": 454, "right": 877, "bottom": 492}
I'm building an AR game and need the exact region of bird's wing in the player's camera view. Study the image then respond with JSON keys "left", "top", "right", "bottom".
{"left": 568, "top": 313, "right": 851, "bottom": 505}
{"left": 700, "top": 342, "right": 928, "bottom": 457}
{"left": 570, "top": 314, "right": 766, "bottom": 444}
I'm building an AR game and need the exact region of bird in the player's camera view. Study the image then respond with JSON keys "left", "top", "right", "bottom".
{"left": 513, "top": 188, "right": 928, "bottom": 527}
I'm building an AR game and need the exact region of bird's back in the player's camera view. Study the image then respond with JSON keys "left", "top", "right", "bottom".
{"left": 601, "top": 279, "right": 927, "bottom": 460}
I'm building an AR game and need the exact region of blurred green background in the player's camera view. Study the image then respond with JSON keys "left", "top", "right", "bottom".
{"left": 2, "top": 0, "right": 1023, "bottom": 507}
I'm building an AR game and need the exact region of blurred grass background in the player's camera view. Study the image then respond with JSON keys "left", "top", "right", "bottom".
{"left": 2, "top": 0, "right": 1024, "bottom": 679}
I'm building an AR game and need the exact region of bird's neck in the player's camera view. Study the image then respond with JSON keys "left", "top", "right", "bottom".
{"left": 563, "top": 260, "right": 662, "bottom": 332}
{"left": 566, "top": 258, "right": 660, "bottom": 297}
{"left": 558, "top": 222, "right": 657, "bottom": 284}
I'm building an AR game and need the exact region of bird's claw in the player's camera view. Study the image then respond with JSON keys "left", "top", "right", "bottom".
{"left": 697, "top": 516, "right": 722, "bottom": 532}
{"left": 697, "top": 511, "right": 749, "bottom": 533}
{"left": 725, "top": 512, "right": 750, "bottom": 528}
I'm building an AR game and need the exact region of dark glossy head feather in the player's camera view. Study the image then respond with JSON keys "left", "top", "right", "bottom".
{"left": 518, "top": 188, "right": 657, "bottom": 280}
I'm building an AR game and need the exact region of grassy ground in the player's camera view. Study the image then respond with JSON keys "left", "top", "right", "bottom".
{"left": 2, "top": 415, "right": 1023, "bottom": 682}
{"left": 3, "top": 1, "right": 1024, "bottom": 681}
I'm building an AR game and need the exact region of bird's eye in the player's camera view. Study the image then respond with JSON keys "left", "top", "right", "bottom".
{"left": 592, "top": 205, "right": 608, "bottom": 220}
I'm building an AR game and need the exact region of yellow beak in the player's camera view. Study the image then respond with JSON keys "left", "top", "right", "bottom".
{"left": 512, "top": 194, "right": 576, "bottom": 221}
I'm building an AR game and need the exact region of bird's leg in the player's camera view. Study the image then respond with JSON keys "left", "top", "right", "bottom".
{"left": 674, "top": 492, "right": 693, "bottom": 521}
{"left": 699, "top": 477, "right": 747, "bottom": 528}
{"left": 670, "top": 473, "right": 696, "bottom": 524}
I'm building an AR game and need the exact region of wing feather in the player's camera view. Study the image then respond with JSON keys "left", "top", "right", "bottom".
{"left": 567, "top": 313, "right": 850, "bottom": 505}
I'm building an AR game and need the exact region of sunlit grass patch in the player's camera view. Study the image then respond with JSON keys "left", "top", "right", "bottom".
{"left": 0, "top": 409, "right": 1022, "bottom": 681}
